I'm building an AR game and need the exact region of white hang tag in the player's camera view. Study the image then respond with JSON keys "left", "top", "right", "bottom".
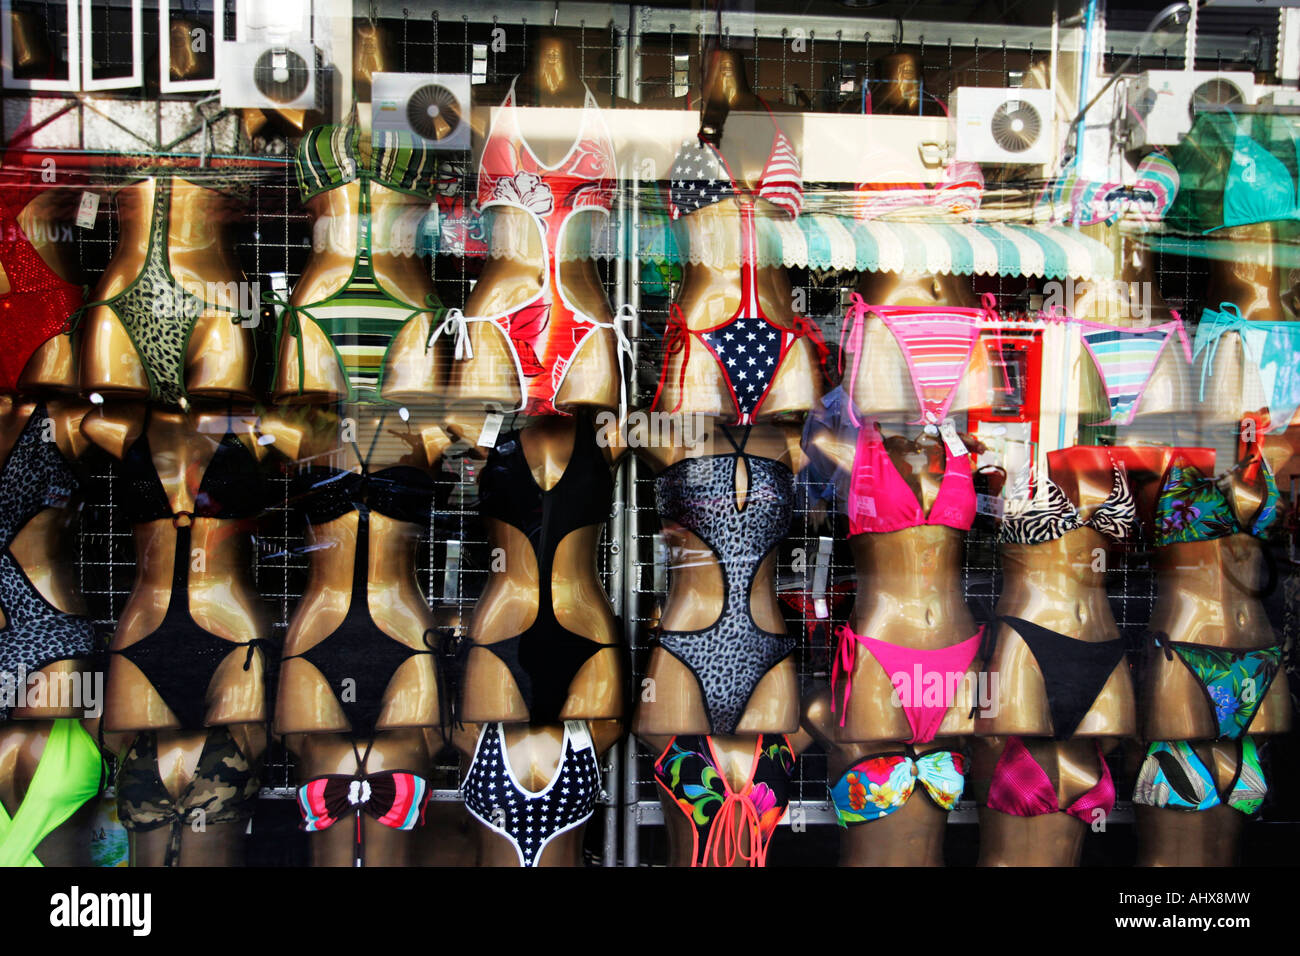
{"left": 476, "top": 411, "right": 504, "bottom": 448}
{"left": 443, "top": 540, "right": 462, "bottom": 603}
{"left": 976, "top": 493, "right": 1005, "bottom": 518}
{"left": 812, "top": 536, "right": 833, "bottom": 620}
{"left": 75, "top": 191, "right": 99, "bottom": 229}
{"left": 939, "top": 419, "right": 967, "bottom": 459}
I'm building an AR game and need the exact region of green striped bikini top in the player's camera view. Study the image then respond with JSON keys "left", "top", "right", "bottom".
{"left": 273, "top": 124, "right": 444, "bottom": 403}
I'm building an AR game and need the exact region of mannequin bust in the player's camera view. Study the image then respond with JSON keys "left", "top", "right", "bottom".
{"left": 633, "top": 422, "right": 806, "bottom": 735}
{"left": 1196, "top": 223, "right": 1291, "bottom": 432}
{"left": 0, "top": 398, "right": 93, "bottom": 718}
{"left": 870, "top": 52, "right": 924, "bottom": 115}
{"left": 848, "top": 271, "right": 992, "bottom": 422}
{"left": 447, "top": 412, "right": 627, "bottom": 722}
{"left": 82, "top": 404, "right": 270, "bottom": 731}
{"left": 119, "top": 725, "right": 264, "bottom": 866}
{"left": 0, "top": 718, "right": 103, "bottom": 865}
{"left": 1133, "top": 740, "right": 1247, "bottom": 866}
{"left": 802, "top": 420, "right": 980, "bottom": 741}
{"left": 971, "top": 735, "right": 1118, "bottom": 866}
{"left": 3, "top": 185, "right": 84, "bottom": 394}
{"left": 264, "top": 405, "right": 451, "bottom": 736}
{"left": 450, "top": 719, "right": 622, "bottom": 866}
{"left": 1126, "top": 439, "right": 1292, "bottom": 741}
{"left": 803, "top": 686, "right": 959, "bottom": 866}
{"left": 1072, "top": 234, "right": 1191, "bottom": 432}
{"left": 652, "top": 48, "right": 822, "bottom": 423}
{"left": 639, "top": 726, "right": 813, "bottom": 867}
{"left": 976, "top": 446, "right": 1137, "bottom": 738}
{"left": 289, "top": 728, "right": 438, "bottom": 866}
{"left": 444, "top": 30, "right": 624, "bottom": 414}
{"left": 79, "top": 178, "right": 257, "bottom": 405}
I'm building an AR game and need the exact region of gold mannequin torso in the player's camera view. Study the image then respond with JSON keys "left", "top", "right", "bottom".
{"left": 125, "top": 726, "right": 264, "bottom": 867}
{"left": 79, "top": 178, "right": 257, "bottom": 404}
{"left": 0, "top": 398, "right": 92, "bottom": 718}
{"left": 806, "top": 421, "right": 978, "bottom": 741}
{"left": 639, "top": 726, "right": 812, "bottom": 867}
{"left": 0, "top": 719, "right": 100, "bottom": 865}
{"left": 848, "top": 271, "right": 991, "bottom": 422}
{"left": 971, "top": 735, "right": 1117, "bottom": 866}
{"left": 1073, "top": 236, "right": 1189, "bottom": 430}
{"left": 1135, "top": 740, "right": 1247, "bottom": 866}
{"left": 2, "top": 187, "right": 84, "bottom": 393}
{"left": 451, "top": 414, "right": 626, "bottom": 722}
{"left": 269, "top": 406, "right": 450, "bottom": 735}
{"left": 633, "top": 423, "right": 805, "bottom": 735}
{"left": 450, "top": 37, "right": 623, "bottom": 413}
{"left": 802, "top": 687, "right": 957, "bottom": 866}
{"left": 1197, "top": 223, "right": 1293, "bottom": 430}
{"left": 272, "top": 179, "right": 448, "bottom": 404}
{"left": 654, "top": 51, "right": 820, "bottom": 422}
{"left": 83, "top": 405, "right": 270, "bottom": 731}
{"left": 451, "top": 719, "right": 622, "bottom": 867}
{"left": 977, "top": 461, "right": 1136, "bottom": 737}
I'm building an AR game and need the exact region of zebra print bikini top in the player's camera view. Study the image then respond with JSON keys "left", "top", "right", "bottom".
{"left": 999, "top": 468, "right": 1137, "bottom": 546}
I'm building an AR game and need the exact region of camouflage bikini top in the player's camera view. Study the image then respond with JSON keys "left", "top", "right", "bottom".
{"left": 116, "top": 727, "right": 259, "bottom": 867}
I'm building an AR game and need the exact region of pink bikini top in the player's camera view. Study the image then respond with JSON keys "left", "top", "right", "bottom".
{"left": 847, "top": 421, "right": 976, "bottom": 536}
{"left": 985, "top": 736, "right": 1115, "bottom": 822}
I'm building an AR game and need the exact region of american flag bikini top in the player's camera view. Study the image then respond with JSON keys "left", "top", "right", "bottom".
{"left": 668, "top": 107, "right": 803, "bottom": 219}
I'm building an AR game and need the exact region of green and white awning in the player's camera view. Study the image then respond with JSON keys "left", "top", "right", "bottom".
{"left": 634, "top": 213, "right": 1114, "bottom": 281}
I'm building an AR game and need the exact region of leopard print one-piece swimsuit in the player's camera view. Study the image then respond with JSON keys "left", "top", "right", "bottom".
{"left": 653, "top": 425, "right": 795, "bottom": 734}
{"left": 0, "top": 404, "right": 97, "bottom": 719}
{"left": 76, "top": 178, "right": 241, "bottom": 408}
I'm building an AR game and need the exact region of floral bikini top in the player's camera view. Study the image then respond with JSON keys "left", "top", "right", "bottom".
{"left": 1154, "top": 455, "right": 1280, "bottom": 546}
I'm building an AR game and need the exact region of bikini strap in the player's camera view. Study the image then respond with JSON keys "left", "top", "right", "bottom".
{"left": 652, "top": 304, "right": 693, "bottom": 416}
{"left": 718, "top": 423, "right": 752, "bottom": 458}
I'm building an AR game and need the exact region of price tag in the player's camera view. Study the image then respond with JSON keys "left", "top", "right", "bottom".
{"left": 476, "top": 411, "right": 504, "bottom": 448}
{"left": 75, "top": 192, "right": 99, "bottom": 229}
{"left": 938, "top": 418, "right": 968, "bottom": 459}
{"left": 976, "top": 493, "right": 1005, "bottom": 518}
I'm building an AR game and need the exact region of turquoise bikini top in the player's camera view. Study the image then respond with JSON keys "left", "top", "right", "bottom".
{"left": 1167, "top": 111, "right": 1300, "bottom": 234}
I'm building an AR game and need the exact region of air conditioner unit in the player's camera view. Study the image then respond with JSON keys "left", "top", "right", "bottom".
{"left": 1125, "top": 70, "right": 1256, "bottom": 147}
{"left": 1258, "top": 87, "right": 1300, "bottom": 108}
{"left": 219, "top": 42, "right": 323, "bottom": 111}
{"left": 371, "top": 72, "right": 471, "bottom": 151}
{"left": 953, "top": 87, "right": 1055, "bottom": 164}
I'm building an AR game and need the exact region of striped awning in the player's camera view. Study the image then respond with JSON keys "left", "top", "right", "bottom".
{"left": 635, "top": 213, "right": 1115, "bottom": 281}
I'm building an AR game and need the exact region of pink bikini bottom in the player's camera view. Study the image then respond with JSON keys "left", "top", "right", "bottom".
{"left": 832, "top": 625, "right": 984, "bottom": 743}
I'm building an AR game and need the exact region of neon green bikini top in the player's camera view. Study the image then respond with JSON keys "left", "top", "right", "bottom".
{"left": 0, "top": 719, "right": 104, "bottom": 867}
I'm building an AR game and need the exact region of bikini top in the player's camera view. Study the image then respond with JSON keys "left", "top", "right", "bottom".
{"left": 121, "top": 426, "right": 263, "bottom": 524}
{"left": 829, "top": 746, "right": 967, "bottom": 826}
{"left": 1133, "top": 738, "right": 1265, "bottom": 816}
{"left": 986, "top": 736, "right": 1115, "bottom": 822}
{"left": 289, "top": 414, "right": 448, "bottom": 528}
{"left": 668, "top": 103, "right": 803, "bottom": 220}
{"left": 1153, "top": 454, "right": 1280, "bottom": 546}
{"left": 0, "top": 178, "right": 84, "bottom": 393}
{"left": 0, "top": 719, "right": 104, "bottom": 867}
{"left": 476, "top": 77, "right": 616, "bottom": 233}
{"left": 999, "top": 467, "right": 1137, "bottom": 546}
{"left": 0, "top": 405, "right": 79, "bottom": 550}
{"left": 297, "top": 737, "right": 429, "bottom": 867}
{"left": 478, "top": 417, "right": 613, "bottom": 544}
{"left": 653, "top": 733, "right": 794, "bottom": 868}
{"left": 847, "top": 422, "right": 975, "bottom": 535}
{"left": 1167, "top": 111, "right": 1300, "bottom": 234}
{"left": 116, "top": 727, "right": 258, "bottom": 868}
{"left": 295, "top": 123, "right": 441, "bottom": 202}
